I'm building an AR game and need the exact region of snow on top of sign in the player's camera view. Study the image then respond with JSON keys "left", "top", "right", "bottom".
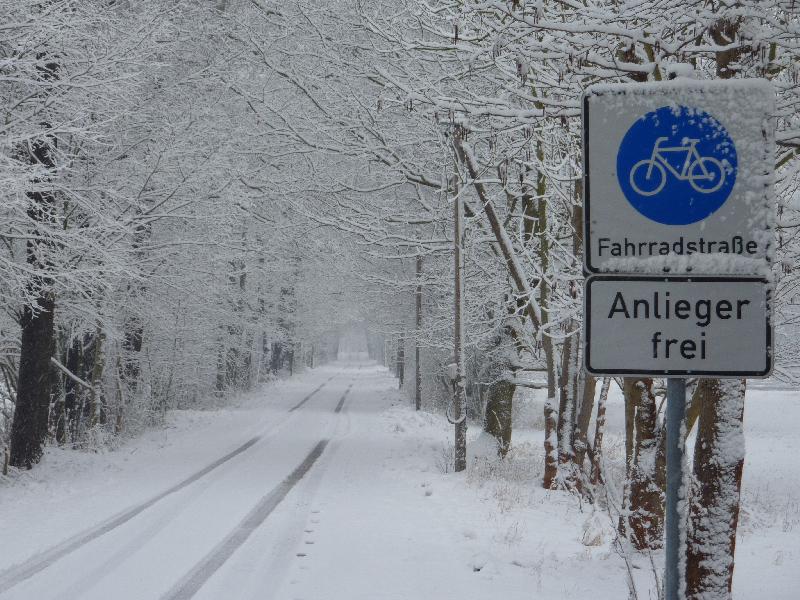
{"left": 585, "top": 77, "right": 774, "bottom": 99}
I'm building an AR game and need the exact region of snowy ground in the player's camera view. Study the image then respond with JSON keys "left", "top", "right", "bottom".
{"left": 0, "top": 362, "right": 797, "bottom": 599}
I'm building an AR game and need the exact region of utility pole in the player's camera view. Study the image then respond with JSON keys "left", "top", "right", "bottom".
{"left": 415, "top": 253, "right": 423, "bottom": 411}
{"left": 452, "top": 164, "right": 467, "bottom": 473}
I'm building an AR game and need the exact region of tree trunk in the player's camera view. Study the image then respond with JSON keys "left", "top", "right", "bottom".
{"left": 452, "top": 165, "right": 466, "bottom": 473}
{"left": 57, "top": 336, "right": 82, "bottom": 444}
{"left": 88, "top": 326, "right": 106, "bottom": 427}
{"left": 618, "top": 377, "right": 637, "bottom": 532}
{"left": 9, "top": 95, "right": 59, "bottom": 468}
{"left": 624, "top": 378, "right": 665, "bottom": 550}
{"left": 555, "top": 328, "right": 581, "bottom": 489}
{"left": 686, "top": 379, "right": 746, "bottom": 599}
{"left": 534, "top": 161, "right": 558, "bottom": 489}
{"left": 121, "top": 317, "right": 143, "bottom": 388}
{"left": 590, "top": 378, "right": 610, "bottom": 485}
{"left": 10, "top": 297, "right": 56, "bottom": 468}
{"left": 270, "top": 341, "right": 283, "bottom": 375}
{"left": 484, "top": 378, "right": 514, "bottom": 457}
{"left": 482, "top": 321, "right": 518, "bottom": 458}
{"left": 573, "top": 374, "right": 597, "bottom": 470}
{"left": 215, "top": 343, "right": 226, "bottom": 395}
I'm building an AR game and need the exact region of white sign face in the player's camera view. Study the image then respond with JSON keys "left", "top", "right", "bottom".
{"left": 583, "top": 79, "right": 775, "bottom": 276}
{"left": 585, "top": 276, "right": 772, "bottom": 377}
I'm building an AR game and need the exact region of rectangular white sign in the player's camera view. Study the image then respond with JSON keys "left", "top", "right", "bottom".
{"left": 583, "top": 79, "right": 774, "bottom": 277}
{"left": 585, "top": 276, "right": 772, "bottom": 377}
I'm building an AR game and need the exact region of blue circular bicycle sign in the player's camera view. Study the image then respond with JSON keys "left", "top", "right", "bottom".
{"left": 616, "top": 105, "right": 737, "bottom": 225}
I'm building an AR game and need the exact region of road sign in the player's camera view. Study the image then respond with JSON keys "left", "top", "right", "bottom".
{"left": 583, "top": 79, "right": 775, "bottom": 276}
{"left": 584, "top": 275, "right": 772, "bottom": 377}
{"left": 582, "top": 79, "right": 776, "bottom": 600}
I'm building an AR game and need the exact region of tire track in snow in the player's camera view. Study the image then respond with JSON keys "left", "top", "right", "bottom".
{"left": 288, "top": 375, "right": 334, "bottom": 412}
{"left": 161, "top": 384, "right": 352, "bottom": 600}
{"left": 0, "top": 376, "right": 336, "bottom": 593}
{"left": 334, "top": 383, "right": 352, "bottom": 413}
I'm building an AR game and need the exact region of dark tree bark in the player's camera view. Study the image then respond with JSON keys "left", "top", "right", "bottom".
{"left": 122, "top": 317, "right": 144, "bottom": 384}
{"left": 10, "top": 295, "right": 56, "bottom": 468}
{"left": 484, "top": 378, "right": 514, "bottom": 457}
{"left": 482, "top": 322, "right": 518, "bottom": 457}
{"left": 9, "top": 64, "right": 59, "bottom": 466}
{"left": 572, "top": 374, "right": 597, "bottom": 470}
{"left": 269, "top": 341, "right": 283, "bottom": 375}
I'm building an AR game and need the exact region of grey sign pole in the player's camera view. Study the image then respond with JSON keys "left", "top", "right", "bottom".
{"left": 664, "top": 378, "right": 687, "bottom": 600}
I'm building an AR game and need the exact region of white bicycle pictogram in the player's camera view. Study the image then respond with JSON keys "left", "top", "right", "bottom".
{"left": 629, "top": 136, "right": 727, "bottom": 196}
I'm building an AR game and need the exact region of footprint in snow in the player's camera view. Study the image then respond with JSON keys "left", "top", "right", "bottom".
{"left": 469, "top": 552, "right": 492, "bottom": 574}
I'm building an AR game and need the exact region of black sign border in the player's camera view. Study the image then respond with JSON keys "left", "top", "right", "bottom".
{"left": 584, "top": 275, "right": 773, "bottom": 378}
{"left": 582, "top": 91, "right": 596, "bottom": 274}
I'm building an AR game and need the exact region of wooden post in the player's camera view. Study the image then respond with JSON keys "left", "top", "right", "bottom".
{"left": 397, "top": 333, "right": 405, "bottom": 388}
{"left": 415, "top": 253, "right": 423, "bottom": 411}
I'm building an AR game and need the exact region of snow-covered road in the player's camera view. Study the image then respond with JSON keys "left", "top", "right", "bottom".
{"left": 0, "top": 366, "right": 360, "bottom": 600}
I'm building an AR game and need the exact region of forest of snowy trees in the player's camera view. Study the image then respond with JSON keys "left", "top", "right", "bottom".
{"left": 1, "top": 1, "right": 799, "bottom": 599}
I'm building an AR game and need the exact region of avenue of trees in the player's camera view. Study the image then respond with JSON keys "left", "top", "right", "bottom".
{"left": 1, "top": 1, "right": 798, "bottom": 599}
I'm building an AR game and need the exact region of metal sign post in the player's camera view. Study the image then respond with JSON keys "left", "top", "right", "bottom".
{"left": 582, "top": 79, "right": 775, "bottom": 600}
{"left": 664, "top": 378, "right": 686, "bottom": 600}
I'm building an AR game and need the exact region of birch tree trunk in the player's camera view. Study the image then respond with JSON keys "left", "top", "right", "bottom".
{"left": 686, "top": 379, "right": 746, "bottom": 599}
{"left": 590, "top": 378, "right": 610, "bottom": 485}
{"left": 555, "top": 327, "right": 581, "bottom": 489}
{"left": 624, "top": 378, "right": 665, "bottom": 550}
